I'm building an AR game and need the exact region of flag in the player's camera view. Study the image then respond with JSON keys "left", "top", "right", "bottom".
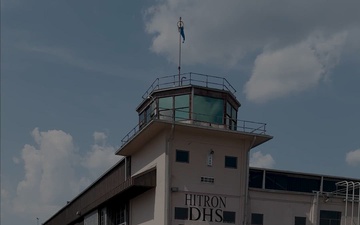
{"left": 179, "top": 26, "right": 185, "bottom": 43}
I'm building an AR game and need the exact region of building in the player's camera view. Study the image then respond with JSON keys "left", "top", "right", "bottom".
{"left": 43, "top": 73, "right": 359, "bottom": 225}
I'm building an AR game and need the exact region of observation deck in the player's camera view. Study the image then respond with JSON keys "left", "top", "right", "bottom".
{"left": 118, "top": 72, "right": 271, "bottom": 152}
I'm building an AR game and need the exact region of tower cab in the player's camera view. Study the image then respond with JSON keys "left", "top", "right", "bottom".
{"left": 137, "top": 73, "right": 240, "bottom": 131}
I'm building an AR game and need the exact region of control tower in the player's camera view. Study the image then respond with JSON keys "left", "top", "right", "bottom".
{"left": 116, "top": 72, "right": 272, "bottom": 225}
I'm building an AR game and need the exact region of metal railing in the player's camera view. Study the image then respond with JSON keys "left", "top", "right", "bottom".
{"left": 141, "top": 72, "right": 237, "bottom": 99}
{"left": 121, "top": 109, "right": 267, "bottom": 146}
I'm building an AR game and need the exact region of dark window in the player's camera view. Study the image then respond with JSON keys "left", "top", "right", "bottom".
{"left": 126, "top": 156, "right": 131, "bottom": 179}
{"left": 139, "top": 111, "right": 145, "bottom": 127}
{"left": 295, "top": 216, "right": 306, "bottom": 225}
{"left": 193, "top": 95, "right": 224, "bottom": 124}
{"left": 322, "top": 179, "right": 338, "bottom": 192}
{"left": 223, "top": 211, "right": 236, "bottom": 223}
{"left": 174, "top": 207, "right": 188, "bottom": 220}
{"left": 320, "top": 210, "right": 341, "bottom": 225}
{"left": 249, "top": 169, "right": 263, "bottom": 188}
{"left": 99, "top": 208, "right": 106, "bottom": 225}
{"left": 176, "top": 150, "right": 189, "bottom": 163}
{"left": 175, "top": 95, "right": 190, "bottom": 121}
{"left": 265, "top": 172, "right": 287, "bottom": 191}
{"left": 226, "top": 102, "right": 237, "bottom": 130}
{"left": 159, "top": 97, "right": 174, "bottom": 120}
{"left": 108, "top": 204, "right": 126, "bottom": 225}
{"left": 251, "top": 213, "right": 263, "bottom": 225}
{"left": 225, "top": 156, "right": 237, "bottom": 169}
{"left": 265, "top": 172, "right": 321, "bottom": 193}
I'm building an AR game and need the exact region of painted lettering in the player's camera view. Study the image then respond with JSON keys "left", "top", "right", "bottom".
{"left": 211, "top": 196, "right": 219, "bottom": 208}
{"left": 215, "top": 209, "right": 223, "bottom": 222}
{"left": 202, "top": 208, "right": 213, "bottom": 222}
{"left": 183, "top": 194, "right": 227, "bottom": 208}
{"left": 197, "top": 194, "right": 203, "bottom": 207}
{"left": 204, "top": 195, "right": 210, "bottom": 207}
{"left": 189, "top": 207, "right": 201, "bottom": 220}
{"left": 219, "top": 196, "right": 226, "bottom": 208}
{"left": 178, "top": 194, "right": 229, "bottom": 223}
{"left": 185, "top": 194, "right": 192, "bottom": 206}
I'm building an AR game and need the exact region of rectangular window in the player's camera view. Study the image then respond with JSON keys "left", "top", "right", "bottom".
{"left": 193, "top": 95, "right": 224, "bottom": 124}
{"left": 223, "top": 211, "right": 236, "bottom": 223}
{"left": 126, "top": 156, "right": 131, "bottom": 179}
{"left": 295, "top": 216, "right": 306, "bottom": 225}
{"left": 225, "top": 156, "right": 237, "bottom": 169}
{"left": 265, "top": 172, "right": 321, "bottom": 193}
{"left": 84, "top": 210, "right": 98, "bottom": 225}
{"left": 176, "top": 150, "right": 189, "bottom": 163}
{"left": 175, "top": 95, "right": 190, "bottom": 121}
{"left": 108, "top": 203, "right": 127, "bottom": 225}
{"left": 226, "top": 101, "right": 237, "bottom": 130}
{"left": 320, "top": 210, "right": 341, "bottom": 225}
{"left": 249, "top": 169, "right": 263, "bottom": 188}
{"left": 251, "top": 213, "right": 263, "bottom": 225}
{"left": 159, "top": 96, "right": 173, "bottom": 109}
{"left": 139, "top": 111, "right": 145, "bottom": 128}
{"left": 159, "top": 97, "right": 173, "bottom": 120}
{"left": 174, "top": 207, "right": 188, "bottom": 220}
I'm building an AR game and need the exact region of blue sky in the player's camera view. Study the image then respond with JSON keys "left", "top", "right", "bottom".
{"left": 1, "top": 1, "right": 360, "bottom": 224}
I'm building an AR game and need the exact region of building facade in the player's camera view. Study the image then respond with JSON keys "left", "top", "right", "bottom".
{"left": 43, "top": 73, "right": 359, "bottom": 225}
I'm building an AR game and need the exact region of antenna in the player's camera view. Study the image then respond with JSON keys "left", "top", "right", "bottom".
{"left": 177, "top": 17, "right": 185, "bottom": 86}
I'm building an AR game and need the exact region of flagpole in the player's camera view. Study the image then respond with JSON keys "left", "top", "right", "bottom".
{"left": 177, "top": 17, "right": 184, "bottom": 86}
{"left": 178, "top": 22, "right": 181, "bottom": 86}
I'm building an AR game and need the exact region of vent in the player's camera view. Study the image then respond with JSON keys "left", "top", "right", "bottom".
{"left": 201, "top": 176, "right": 214, "bottom": 184}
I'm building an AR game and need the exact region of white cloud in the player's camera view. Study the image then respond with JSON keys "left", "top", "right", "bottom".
{"left": 82, "top": 132, "right": 121, "bottom": 178}
{"left": 13, "top": 129, "right": 80, "bottom": 218}
{"left": 244, "top": 32, "right": 347, "bottom": 102}
{"left": 7, "top": 128, "right": 120, "bottom": 224}
{"left": 93, "top": 131, "right": 107, "bottom": 145}
{"left": 250, "top": 151, "right": 275, "bottom": 168}
{"left": 145, "top": 0, "right": 360, "bottom": 102}
{"left": 346, "top": 149, "right": 360, "bottom": 167}
{"left": 12, "top": 156, "right": 20, "bottom": 164}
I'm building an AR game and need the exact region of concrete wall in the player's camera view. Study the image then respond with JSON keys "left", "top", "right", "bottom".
{"left": 130, "top": 130, "right": 167, "bottom": 225}
{"left": 170, "top": 127, "right": 253, "bottom": 225}
{"left": 249, "top": 189, "right": 360, "bottom": 225}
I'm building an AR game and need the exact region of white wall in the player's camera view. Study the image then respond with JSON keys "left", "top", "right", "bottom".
{"left": 249, "top": 189, "right": 360, "bottom": 225}
{"left": 170, "top": 127, "right": 253, "bottom": 225}
{"left": 130, "top": 130, "right": 167, "bottom": 225}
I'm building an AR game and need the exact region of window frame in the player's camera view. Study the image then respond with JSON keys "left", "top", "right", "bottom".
{"left": 251, "top": 213, "right": 263, "bottom": 225}
{"left": 295, "top": 216, "right": 306, "bottom": 225}
{"left": 223, "top": 211, "right": 236, "bottom": 224}
{"left": 225, "top": 156, "right": 237, "bottom": 169}
{"left": 319, "top": 210, "right": 341, "bottom": 225}
{"left": 174, "top": 207, "right": 188, "bottom": 220}
{"left": 176, "top": 150, "right": 190, "bottom": 163}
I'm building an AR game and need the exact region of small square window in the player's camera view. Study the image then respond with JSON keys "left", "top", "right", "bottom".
{"left": 225, "top": 156, "right": 237, "bottom": 169}
{"left": 223, "top": 211, "right": 236, "bottom": 223}
{"left": 176, "top": 150, "right": 189, "bottom": 163}
{"left": 251, "top": 213, "right": 263, "bottom": 225}
{"left": 295, "top": 216, "right": 306, "bottom": 225}
{"left": 174, "top": 207, "right": 188, "bottom": 220}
